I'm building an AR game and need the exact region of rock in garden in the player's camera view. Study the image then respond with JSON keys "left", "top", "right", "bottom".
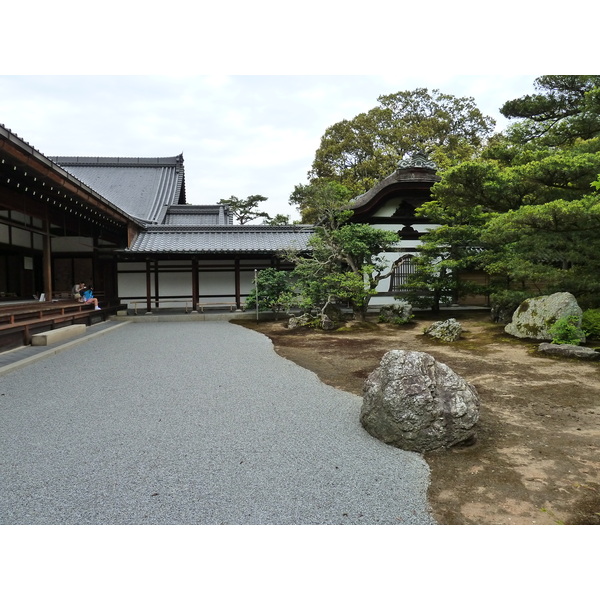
{"left": 288, "top": 313, "right": 313, "bottom": 330}
{"left": 379, "top": 301, "right": 413, "bottom": 324}
{"left": 504, "top": 292, "right": 583, "bottom": 340}
{"left": 320, "top": 314, "right": 335, "bottom": 330}
{"left": 360, "top": 350, "right": 480, "bottom": 453}
{"left": 322, "top": 302, "right": 344, "bottom": 322}
{"left": 537, "top": 343, "right": 600, "bottom": 360}
{"left": 424, "top": 318, "right": 462, "bottom": 342}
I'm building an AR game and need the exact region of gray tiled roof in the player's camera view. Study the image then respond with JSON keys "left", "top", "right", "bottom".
{"left": 126, "top": 225, "right": 314, "bottom": 254}
{"left": 164, "top": 204, "right": 233, "bottom": 226}
{"left": 51, "top": 155, "right": 186, "bottom": 223}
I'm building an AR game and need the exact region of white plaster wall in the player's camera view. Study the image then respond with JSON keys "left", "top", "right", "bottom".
{"left": 371, "top": 198, "right": 402, "bottom": 217}
{"left": 199, "top": 270, "right": 235, "bottom": 302}
{"left": 118, "top": 272, "right": 151, "bottom": 300}
{"left": 240, "top": 270, "right": 256, "bottom": 294}
{"left": 160, "top": 272, "right": 192, "bottom": 296}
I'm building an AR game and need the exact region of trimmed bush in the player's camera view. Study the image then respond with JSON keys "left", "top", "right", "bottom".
{"left": 549, "top": 315, "right": 586, "bottom": 345}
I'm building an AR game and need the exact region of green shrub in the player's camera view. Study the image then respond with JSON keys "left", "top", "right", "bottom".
{"left": 549, "top": 315, "right": 586, "bottom": 345}
{"left": 582, "top": 309, "right": 600, "bottom": 339}
{"left": 244, "top": 268, "right": 295, "bottom": 317}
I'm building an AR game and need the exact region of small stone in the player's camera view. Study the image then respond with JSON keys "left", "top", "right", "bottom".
{"left": 424, "top": 318, "right": 462, "bottom": 342}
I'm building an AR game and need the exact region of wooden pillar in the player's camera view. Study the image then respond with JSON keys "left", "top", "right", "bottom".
{"left": 145, "top": 259, "right": 152, "bottom": 314}
{"left": 154, "top": 260, "right": 160, "bottom": 310}
{"left": 192, "top": 258, "right": 199, "bottom": 313}
{"left": 234, "top": 258, "right": 241, "bottom": 309}
{"left": 42, "top": 212, "right": 52, "bottom": 301}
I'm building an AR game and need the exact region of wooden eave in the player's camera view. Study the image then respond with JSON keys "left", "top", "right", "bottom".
{"left": 0, "top": 129, "right": 141, "bottom": 241}
{"left": 349, "top": 180, "right": 436, "bottom": 219}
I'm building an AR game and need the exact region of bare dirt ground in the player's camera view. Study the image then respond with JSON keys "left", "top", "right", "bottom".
{"left": 236, "top": 310, "right": 600, "bottom": 525}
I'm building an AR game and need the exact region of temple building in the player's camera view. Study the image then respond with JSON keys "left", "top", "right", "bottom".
{"left": 2, "top": 123, "right": 479, "bottom": 349}
{"left": 347, "top": 152, "right": 441, "bottom": 305}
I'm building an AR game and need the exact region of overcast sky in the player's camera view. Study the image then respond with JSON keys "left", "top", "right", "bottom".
{"left": 1, "top": 74, "right": 541, "bottom": 220}
{"left": 2, "top": 2, "right": 593, "bottom": 223}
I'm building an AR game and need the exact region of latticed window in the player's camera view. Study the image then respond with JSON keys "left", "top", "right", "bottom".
{"left": 389, "top": 255, "right": 416, "bottom": 293}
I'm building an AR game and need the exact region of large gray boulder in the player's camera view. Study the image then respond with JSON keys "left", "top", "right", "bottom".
{"left": 360, "top": 350, "right": 480, "bottom": 453}
{"left": 504, "top": 292, "right": 583, "bottom": 341}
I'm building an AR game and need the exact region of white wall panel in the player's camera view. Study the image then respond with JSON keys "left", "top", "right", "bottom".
{"left": 159, "top": 272, "right": 191, "bottom": 297}
{"left": 199, "top": 270, "right": 235, "bottom": 298}
{"left": 118, "top": 272, "right": 151, "bottom": 298}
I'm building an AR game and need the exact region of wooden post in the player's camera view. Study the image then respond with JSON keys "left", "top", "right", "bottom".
{"left": 42, "top": 212, "right": 52, "bottom": 301}
{"left": 234, "top": 258, "right": 241, "bottom": 309}
{"left": 154, "top": 261, "right": 160, "bottom": 311}
{"left": 145, "top": 259, "right": 152, "bottom": 314}
{"left": 192, "top": 258, "right": 199, "bottom": 313}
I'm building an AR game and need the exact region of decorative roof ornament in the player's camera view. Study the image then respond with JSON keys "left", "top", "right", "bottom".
{"left": 397, "top": 151, "right": 437, "bottom": 171}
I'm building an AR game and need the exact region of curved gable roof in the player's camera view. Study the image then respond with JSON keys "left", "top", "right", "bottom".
{"left": 348, "top": 153, "right": 441, "bottom": 217}
{"left": 52, "top": 155, "right": 186, "bottom": 223}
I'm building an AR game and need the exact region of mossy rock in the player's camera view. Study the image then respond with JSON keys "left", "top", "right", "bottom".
{"left": 505, "top": 292, "right": 583, "bottom": 341}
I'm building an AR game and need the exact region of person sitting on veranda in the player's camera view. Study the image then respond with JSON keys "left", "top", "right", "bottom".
{"left": 79, "top": 282, "right": 101, "bottom": 310}
{"left": 72, "top": 283, "right": 83, "bottom": 302}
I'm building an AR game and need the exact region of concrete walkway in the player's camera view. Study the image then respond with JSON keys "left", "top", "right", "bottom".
{"left": 0, "top": 320, "right": 435, "bottom": 524}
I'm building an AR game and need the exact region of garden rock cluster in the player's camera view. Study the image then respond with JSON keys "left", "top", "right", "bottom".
{"left": 424, "top": 318, "right": 462, "bottom": 342}
{"left": 504, "top": 292, "right": 583, "bottom": 341}
{"left": 360, "top": 350, "right": 480, "bottom": 453}
{"left": 288, "top": 313, "right": 313, "bottom": 330}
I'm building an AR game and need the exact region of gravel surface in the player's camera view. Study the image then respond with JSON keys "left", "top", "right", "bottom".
{"left": 0, "top": 321, "right": 435, "bottom": 524}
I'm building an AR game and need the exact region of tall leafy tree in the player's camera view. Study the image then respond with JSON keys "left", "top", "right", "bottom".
{"left": 307, "top": 88, "right": 495, "bottom": 195}
{"left": 412, "top": 75, "right": 600, "bottom": 309}
{"left": 500, "top": 75, "right": 600, "bottom": 145}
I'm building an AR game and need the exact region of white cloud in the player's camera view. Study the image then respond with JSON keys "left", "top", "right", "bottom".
{"left": 1, "top": 74, "right": 546, "bottom": 221}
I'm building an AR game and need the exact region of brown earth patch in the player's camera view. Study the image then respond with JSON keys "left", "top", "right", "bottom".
{"left": 234, "top": 311, "right": 600, "bottom": 525}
